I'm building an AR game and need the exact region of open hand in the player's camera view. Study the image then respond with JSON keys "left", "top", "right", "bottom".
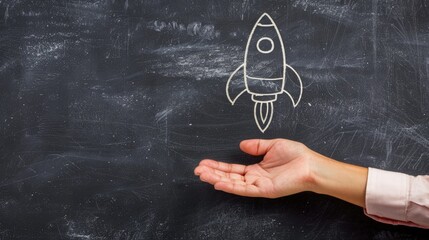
{"left": 194, "top": 139, "right": 316, "bottom": 198}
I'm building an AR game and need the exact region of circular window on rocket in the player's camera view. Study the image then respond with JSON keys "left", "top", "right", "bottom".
{"left": 256, "top": 37, "right": 274, "bottom": 54}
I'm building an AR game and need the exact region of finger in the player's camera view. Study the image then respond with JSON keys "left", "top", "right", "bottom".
{"left": 239, "top": 139, "right": 278, "bottom": 156}
{"left": 195, "top": 165, "right": 245, "bottom": 181}
{"left": 194, "top": 165, "right": 208, "bottom": 176}
{"left": 200, "top": 172, "right": 246, "bottom": 186}
{"left": 199, "top": 159, "right": 246, "bottom": 174}
{"left": 214, "top": 182, "right": 261, "bottom": 197}
{"left": 207, "top": 167, "right": 245, "bottom": 181}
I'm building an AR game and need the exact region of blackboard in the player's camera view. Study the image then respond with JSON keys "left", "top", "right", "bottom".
{"left": 1, "top": 0, "right": 428, "bottom": 239}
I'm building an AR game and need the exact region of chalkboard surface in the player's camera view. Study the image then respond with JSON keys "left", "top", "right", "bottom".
{"left": 1, "top": 0, "right": 428, "bottom": 239}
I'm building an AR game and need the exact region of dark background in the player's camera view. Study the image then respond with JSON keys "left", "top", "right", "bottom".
{"left": 1, "top": 0, "right": 428, "bottom": 239}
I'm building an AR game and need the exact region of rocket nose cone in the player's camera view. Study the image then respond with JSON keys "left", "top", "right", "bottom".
{"left": 257, "top": 13, "right": 275, "bottom": 26}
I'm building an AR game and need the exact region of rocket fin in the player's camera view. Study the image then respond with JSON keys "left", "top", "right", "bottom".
{"left": 226, "top": 64, "right": 246, "bottom": 105}
{"left": 283, "top": 64, "right": 303, "bottom": 107}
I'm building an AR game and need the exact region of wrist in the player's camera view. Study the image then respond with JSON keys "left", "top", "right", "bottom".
{"left": 305, "top": 151, "right": 331, "bottom": 193}
{"left": 305, "top": 151, "right": 368, "bottom": 207}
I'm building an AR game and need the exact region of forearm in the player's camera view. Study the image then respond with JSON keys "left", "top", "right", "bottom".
{"left": 307, "top": 152, "right": 368, "bottom": 208}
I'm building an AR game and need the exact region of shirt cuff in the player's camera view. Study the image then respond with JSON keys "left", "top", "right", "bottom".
{"left": 365, "top": 167, "right": 410, "bottom": 221}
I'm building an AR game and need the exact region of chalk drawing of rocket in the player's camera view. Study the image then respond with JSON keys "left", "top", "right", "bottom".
{"left": 226, "top": 13, "right": 303, "bottom": 133}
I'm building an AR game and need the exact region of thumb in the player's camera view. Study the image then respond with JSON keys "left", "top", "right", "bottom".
{"left": 239, "top": 139, "right": 278, "bottom": 156}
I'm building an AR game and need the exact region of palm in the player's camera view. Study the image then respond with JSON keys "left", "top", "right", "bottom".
{"left": 195, "top": 139, "right": 310, "bottom": 198}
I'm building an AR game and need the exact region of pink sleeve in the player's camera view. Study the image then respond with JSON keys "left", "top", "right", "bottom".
{"left": 364, "top": 167, "right": 429, "bottom": 229}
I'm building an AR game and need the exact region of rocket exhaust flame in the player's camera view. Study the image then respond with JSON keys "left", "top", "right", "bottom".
{"left": 226, "top": 13, "right": 303, "bottom": 133}
{"left": 255, "top": 102, "right": 274, "bottom": 133}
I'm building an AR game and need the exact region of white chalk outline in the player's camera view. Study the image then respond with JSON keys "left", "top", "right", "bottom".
{"left": 260, "top": 102, "right": 269, "bottom": 122}
{"left": 256, "top": 37, "right": 274, "bottom": 54}
{"left": 226, "top": 64, "right": 245, "bottom": 105}
{"left": 225, "top": 13, "right": 303, "bottom": 133}
{"left": 284, "top": 64, "right": 303, "bottom": 107}
{"left": 254, "top": 101, "right": 274, "bottom": 132}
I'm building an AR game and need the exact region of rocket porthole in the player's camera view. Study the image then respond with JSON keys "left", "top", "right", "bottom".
{"left": 256, "top": 37, "right": 274, "bottom": 54}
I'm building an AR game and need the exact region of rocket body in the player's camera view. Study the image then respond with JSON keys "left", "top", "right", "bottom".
{"left": 244, "top": 13, "right": 286, "bottom": 101}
